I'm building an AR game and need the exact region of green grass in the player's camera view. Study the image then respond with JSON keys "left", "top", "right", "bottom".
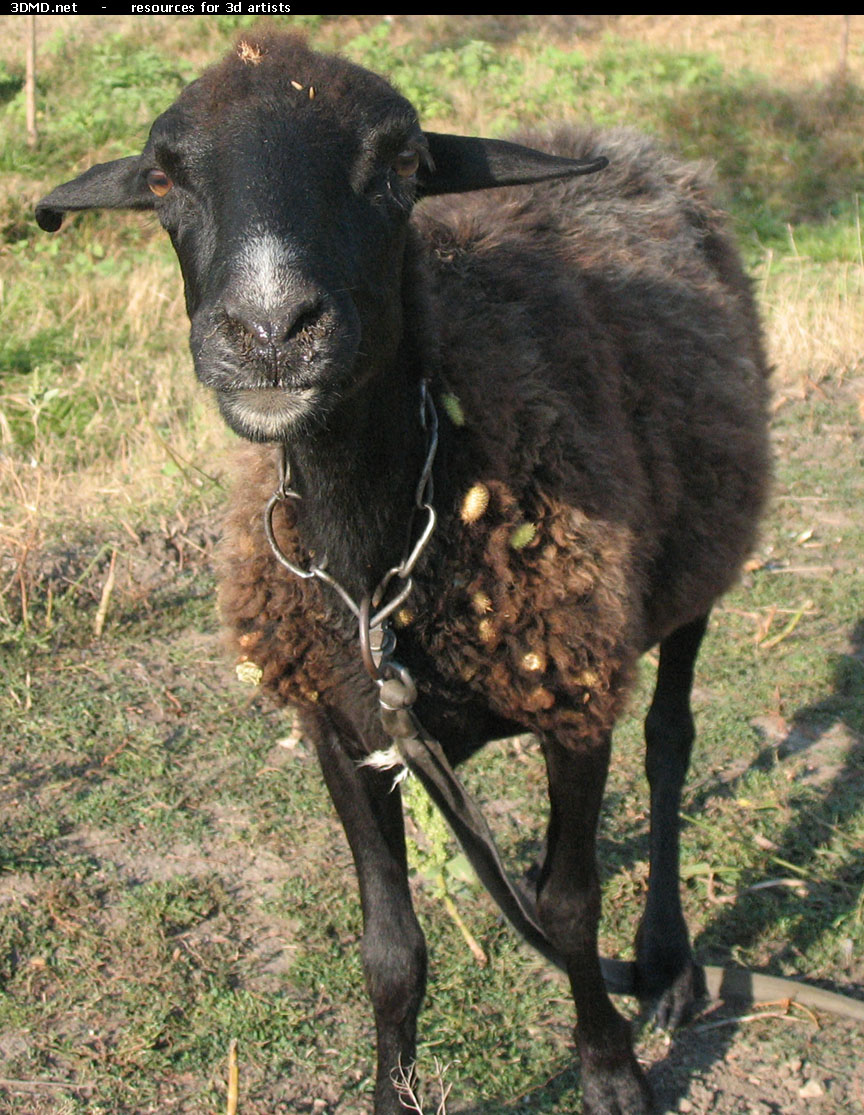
{"left": 5, "top": 381, "right": 860, "bottom": 1113}
{"left": 2, "top": 15, "right": 863, "bottom": 1115}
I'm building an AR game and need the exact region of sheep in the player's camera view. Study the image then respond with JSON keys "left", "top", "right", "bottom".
{"left": 36, "top": 32, "right": 771, "bottom": 1115}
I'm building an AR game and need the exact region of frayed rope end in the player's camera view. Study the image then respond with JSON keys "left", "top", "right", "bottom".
{"left": 359, "top": 746, "right": 410, "bottom": 790}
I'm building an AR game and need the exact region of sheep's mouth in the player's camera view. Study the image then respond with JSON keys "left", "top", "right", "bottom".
{"left": 217, "top": 385, "right": 325, "bottom": 441}
{"left": 190, "top": 301, "right": 361, "bottom": 441}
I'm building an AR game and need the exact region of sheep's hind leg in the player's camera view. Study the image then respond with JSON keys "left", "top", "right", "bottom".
{"left": 634, "top": 613, "right": 710, "bottom": 1029}
{"left": 313, "top": 727, "right": 427, "bottom": 1115}
{"left": 538, "top": 733, "right": 653, "bottom": 1115}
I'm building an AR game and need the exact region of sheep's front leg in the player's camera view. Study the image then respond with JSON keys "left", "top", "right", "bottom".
{"left": 314, "top": 729, "right": 427, "bottom": 1115}
{"left": 635, "top": 613, "right": 709, "bottom": 1027}
{"left": 538, "top": 733, "right": 653, "bottom": 1115}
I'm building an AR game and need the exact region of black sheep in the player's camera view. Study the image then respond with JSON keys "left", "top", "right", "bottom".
{"left": 37, "top": 33, "right": 770, "bottom": 1115}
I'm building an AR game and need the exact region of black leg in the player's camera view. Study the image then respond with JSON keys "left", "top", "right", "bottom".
{"left": 538, "top": 733, "right": 653, "bottom": 1115}
{"left": 635, "top": 613, "right": 710, "bottom": 1026}
{"left": 313, "top": 726, "right": 427, "bottom": 1115}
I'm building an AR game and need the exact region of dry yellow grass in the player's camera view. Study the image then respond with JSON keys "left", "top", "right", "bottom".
{"left": 2, "top": 15, "right": 861, "bottom": 83}
{"left": 759, "top": 253, "right": 864, "bottom": 404}
{"left": 609, "top": 15, "right": 859, "bottom": 84}
{"left": 0, "top": 240, "right": 228, "bottom": 551}
{"left": 0, "top": 13, "right": 223, "bottom": 73}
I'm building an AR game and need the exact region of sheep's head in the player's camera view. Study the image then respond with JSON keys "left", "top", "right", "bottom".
{"left": 36, "top": 33, "right": 606, "bottom": 442}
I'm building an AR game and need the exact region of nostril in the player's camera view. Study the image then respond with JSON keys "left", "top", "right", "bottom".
{"left": 283, "top": 301, "right": 324, "bottom": 343}
{"left": 220, "top": 312, "right": 265, "bottom": 356}
{"left": 222, "top": 295, "right": 326, "bottom": 353}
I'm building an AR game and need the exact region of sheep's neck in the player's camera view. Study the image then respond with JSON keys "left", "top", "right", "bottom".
{"left": 285, "top": 366, "right": 426, "bottom": 604}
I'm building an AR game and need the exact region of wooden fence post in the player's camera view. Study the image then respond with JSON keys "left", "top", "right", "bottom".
{"left": 25, "top": 15, "right": 37, "bottom": 149}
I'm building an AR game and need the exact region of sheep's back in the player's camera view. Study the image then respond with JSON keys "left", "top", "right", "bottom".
{"left": 414, "top": 125, "right": 771, "bottom": 647}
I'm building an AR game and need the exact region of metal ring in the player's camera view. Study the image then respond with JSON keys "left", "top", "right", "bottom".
{"left": 358, "top": 596, "right": 378, "bottom": 680}
{"left": 264, "top": 491, "right": 317, "bottom": 580}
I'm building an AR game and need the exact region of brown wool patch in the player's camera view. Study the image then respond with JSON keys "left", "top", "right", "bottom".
{"left": 237, "top": 532, "right": 256, "bottom": 559}
{"left": 525, "top": 685, "right": 555, "bottom": 712}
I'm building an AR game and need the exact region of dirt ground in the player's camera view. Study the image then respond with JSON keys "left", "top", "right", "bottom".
{"left": 2, "top": 485, "right": 864, "bottom": 1114}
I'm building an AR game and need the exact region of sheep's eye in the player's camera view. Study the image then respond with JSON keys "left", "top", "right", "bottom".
{"left": 392, "top": 150, "right": 420, "bottom": 179}
{"left": 146, "top": 169, "right": 173, "bottom": 197}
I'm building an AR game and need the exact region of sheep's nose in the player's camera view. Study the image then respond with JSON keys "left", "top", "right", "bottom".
{"left": 224, "top": 295, "right": 326, "bottom": 353}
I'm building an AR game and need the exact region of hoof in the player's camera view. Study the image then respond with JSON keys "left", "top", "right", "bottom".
{"left": 582, "top": 1053, "right": 654, "bottom": 1115}
{"left": 636, "top": 957, "right": 706, "bottom": 1031}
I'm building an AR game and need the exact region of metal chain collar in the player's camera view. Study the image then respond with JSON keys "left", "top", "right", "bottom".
{"left": 263, "top": 380, "right": 438, "bottom": 686}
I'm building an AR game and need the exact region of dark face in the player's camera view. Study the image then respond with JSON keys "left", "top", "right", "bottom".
{"left": 142, "top": 64, "right": 427, "bottom": 441}
{"left": 35, "top": 35, "right": 608, "bottom": 443}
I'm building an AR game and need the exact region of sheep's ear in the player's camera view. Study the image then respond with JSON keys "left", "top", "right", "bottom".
{"left": 35, "top": 155, "right": 155, "bottom": 232}
{"left": 418, "top": 133, "right": 607, "bottom": 197}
